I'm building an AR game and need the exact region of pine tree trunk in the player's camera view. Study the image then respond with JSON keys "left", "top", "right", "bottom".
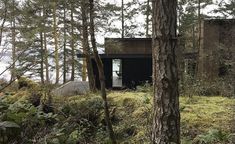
{"left": 152, "top": 0, "right": 180, "bottom": 143}
{"left": 43, "top": 4, "right": 49, "bottom": 83}
{"left": 44, "top": 31, "right": 49, "bottom": 83}
{"left": 121, "top": 0, "right": 124, "bottom": 38}
{"left": 89, "top": 0, "right": 116, "bottom": 143}
{"left": 40, "top": 31, "right": 44, "bottom": 84}
{"left": 53, "top": 1, "right": 59, "bottom": 84}
{"left": 70, "top": 3, "right": 75, "bottom": 81}
{"left": 146, "top": 0, "right": 150, "bottom": 38}
{"left": 10, "top": 0, "right": 16, "bottom": 82}
{"left": 81, "top": 0, "right": 96, "bottom": 92}
{"left": 82, "top": 59, "right": 87, "bottom": 81}
{"left": 196, "top": 0, "right": 201, "bottom": 78}
{"left": 63, "top": 6, "right": 67, "bottom": 84}
{"left": 0, "top": 1, "right": 7, "bottom": 46}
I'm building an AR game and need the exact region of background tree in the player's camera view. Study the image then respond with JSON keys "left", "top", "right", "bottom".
{"left": 152, "top": 0, "right": 180, "bottom": 143}
{"left": 81, "top": 0, "right": 96, "bottom": 92}
{"left": 89, "top": 0, "right": 116, "bottom": 143}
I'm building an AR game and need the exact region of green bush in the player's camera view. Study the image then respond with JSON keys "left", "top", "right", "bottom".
{"left": 180, "top": 75, "right": 234, "bottom": 97}
{"left": 193, "top": 129, "right": 233, "bottom": 144}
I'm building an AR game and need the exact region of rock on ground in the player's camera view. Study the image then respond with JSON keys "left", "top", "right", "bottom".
{"left": 52, "top": 81, "right": 90, "bottom": 96}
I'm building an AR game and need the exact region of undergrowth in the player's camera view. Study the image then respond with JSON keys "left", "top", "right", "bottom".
{"left": 0, "top": 86, "right": 234, "bottom": 143}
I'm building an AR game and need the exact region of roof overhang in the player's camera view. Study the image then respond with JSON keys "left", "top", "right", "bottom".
{"left": 77, "top": 54, "right": 152, "bottom": 59}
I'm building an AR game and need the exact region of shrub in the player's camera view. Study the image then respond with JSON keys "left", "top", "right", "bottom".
{"left": 193, "top": 129, "right": 233, "bottom": 144}
{"left": 180, "top": 75, "right": 234, "bottom": 97}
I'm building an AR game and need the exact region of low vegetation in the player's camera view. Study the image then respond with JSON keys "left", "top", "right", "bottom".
{"left": 0, "top": 84, "right": 234, "bottom": 143}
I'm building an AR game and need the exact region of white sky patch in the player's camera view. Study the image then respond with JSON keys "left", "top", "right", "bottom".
{"left": 0, "top": 0, "right": 231, "bottom": 81}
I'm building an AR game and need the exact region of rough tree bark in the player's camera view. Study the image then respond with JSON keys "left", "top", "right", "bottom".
{"left": 89, "top": 0, "right": 116, "bottom": 143}
{"left": 152, "top": 0, "right": 180, "bottom": 143}
{"left": 81, "top": 0, "right": 96, "bottom": 92}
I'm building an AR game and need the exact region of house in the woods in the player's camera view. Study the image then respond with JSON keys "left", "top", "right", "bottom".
{"left": 94, "top": 38, "right": 196, "bottom": 89}
{"left": 78, "top": 19, "right": 235, "bottom": 89}
{"left": 92, "top": 38, "right": 152, "bottom": 89}
{"left": 197, "top": 19, "right": 235, "bottom": 81}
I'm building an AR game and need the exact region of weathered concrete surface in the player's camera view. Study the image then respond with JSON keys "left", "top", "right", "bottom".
{"left": 198, "top": 19, "right": 235, "bottom": 80}
{"left": 52, "top": 81, "right": 90, "bottom": 96}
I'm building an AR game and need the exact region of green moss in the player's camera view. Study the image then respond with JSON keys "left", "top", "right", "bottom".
{"left": 3, "top": 89, "right": 234, "bottom": 143}
{"left": 180, "top": 96, "right": 235, "bottom": 134}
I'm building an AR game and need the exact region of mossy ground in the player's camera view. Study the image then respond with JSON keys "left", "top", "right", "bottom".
{"left": 53, "top": 91, "right": 235, "bottom": 143}
{"left": 1, "top": 88, "right": 234, "bottom": 143}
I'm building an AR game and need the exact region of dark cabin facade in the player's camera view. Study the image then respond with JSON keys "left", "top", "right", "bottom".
{"left": 78, "top": 38, "right": 196, "bottom": 89}
{"left": 90, "top": 38, "right": 152, "bottom": 89}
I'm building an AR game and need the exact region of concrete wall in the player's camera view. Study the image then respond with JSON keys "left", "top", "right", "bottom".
{"left": 198, "top": 19, "right": 235, "bottom": 80}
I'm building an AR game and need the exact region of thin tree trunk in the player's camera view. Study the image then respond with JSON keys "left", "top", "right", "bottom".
{"left": 40, "top": 31, "right": 44, "bottom": 84}
{"left": 43, "top": 4, "right": 49, "bottom": 83}
{"left": 146, "top": 0, "right": 150, "bottom": 38}
{"left": 152, "top": 0, "right": 180, "bottom": 143}
{"left": 70, "top": 3, "right": 75, "bottom": 81}
{"left": 10, "top": 0, "right": 16, "bottom": 82}
{"left": 196, "top": 0, "right": 201, "bottom": 78}
{"left": 82, "top": 59, "right": 87, "bottom": 81}
{"left": 0, "top": 1, "right": 7, "bottom": 46}
{"left": 81, "top": 0, "right": 96, "bottom": 92}
{"left": 193, "top": 23, "right": 196, "bottom": 50}
{"left": 63, "top": 5, "right": 67, "bottom": 84}
{"left": 40, "top": 5, "right": 44, "bottom": 84}
{"left": 121, "top": 0, "right": 124, "bottom": 38}
{"left": 198, "top": 0, "right": 201, "bottom": 50}
{"left": 89, "top": 0, "right": 116, "bottom": 143}
{"left": 44, "top": 32, "right": 49, "bottom": 83}
{"left": 53, "top": 1, "right": 59, "bottom": 84}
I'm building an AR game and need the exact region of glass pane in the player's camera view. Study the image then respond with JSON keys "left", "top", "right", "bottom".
{"left": 112, "top": 59, "right": 122, "bottom": 87}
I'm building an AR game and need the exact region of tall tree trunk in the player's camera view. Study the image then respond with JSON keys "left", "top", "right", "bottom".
{"left": 89, "top": 0, "right": 116, "bottom": 143}
{"left": 196, "top": 0, "right": 201, "bottom": 78}
{"left": 63, "top": 5, "right": 67, "bottom": 84}
{"left": 44, "top": 31, "right": 49, "bottom": 83}
{"left": 40, "top": 31, "right": 44, "bottom": 84}
{"left": 0, "top": 0, "right": 7, "bottom": 46}
{"left": 70, "top": 3, "right": 75, "bottom": 81}
{"left": 121, "top": 0, "right": 124, "bottom": 38}
{"left": 151, "top": 0, "right": 180, "bottom": 143}
{"left": 81, "top": 0, "right": 96, "bottom": 92}
{"left": 10, "top": 0, "right": 16, "bottom": 82}
{"left": 53, "top": 1, "right": 59, "bottom": 84}
{"left": 43, "top": 4, "right": 49, "bottom": 83}
{"left": 146, "top": 0, "right": 150, "bottom": 38}
{"left": 82, "top": 59, "right": 87, "bottom": 81}
{"left": 40, "top": 6, "right": 44, "bottom": 84}
{"left": 198, "top": 0, "right": 201, "bottom": 50}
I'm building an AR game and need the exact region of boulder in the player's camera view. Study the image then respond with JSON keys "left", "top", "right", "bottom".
{"left": 52, "top": 81, "right": 90, "bottom": 96}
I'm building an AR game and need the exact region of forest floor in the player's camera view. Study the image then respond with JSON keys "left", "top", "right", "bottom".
{"left": 0, "top": 87, "right": 235, "bottom": 143}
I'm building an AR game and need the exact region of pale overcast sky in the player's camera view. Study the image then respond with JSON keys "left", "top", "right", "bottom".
{"left": 0, "top": 0, "right": 230, "bottom": 81}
